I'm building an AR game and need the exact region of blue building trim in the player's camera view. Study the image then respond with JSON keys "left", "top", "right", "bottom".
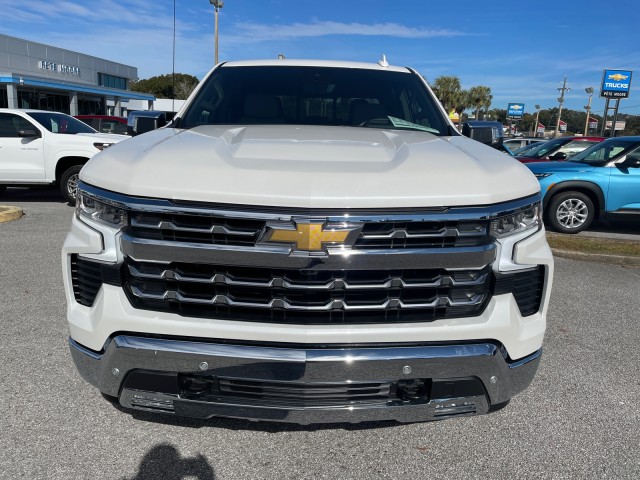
{"left": 0, "top": 76, "right": 154, "bottom": 101}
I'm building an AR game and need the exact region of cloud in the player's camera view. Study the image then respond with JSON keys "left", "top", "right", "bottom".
{"left": 224, "top": 20, "right": 472, "bottom": 43}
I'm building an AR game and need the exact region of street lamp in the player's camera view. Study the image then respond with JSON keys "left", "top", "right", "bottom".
{"left": 583, "top": 87, "right": 594, "bottom": 136}
{"left": 209, "top": 0, "right": 224, "bottom": 65}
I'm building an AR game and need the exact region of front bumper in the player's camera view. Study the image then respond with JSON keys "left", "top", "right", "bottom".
{"left": 70, "top": 335, "right": 541, "bottom": 424}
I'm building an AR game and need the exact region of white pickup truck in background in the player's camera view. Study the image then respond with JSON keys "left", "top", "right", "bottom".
{"left": 0, "top": 109, "right": 126, "bottom": 203}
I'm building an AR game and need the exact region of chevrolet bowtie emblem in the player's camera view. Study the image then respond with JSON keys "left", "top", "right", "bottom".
{"left": 261, "top": 221, "right": 362, "bottom": 252}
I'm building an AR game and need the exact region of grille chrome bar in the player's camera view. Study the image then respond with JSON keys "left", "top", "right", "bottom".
{"left": 126, "top": 263, "right": 489, "bottom": 290}
{"left": 129, "top": 286, "right": 486, "bottom": 311}
{"left": 130, "top": 217, "right": 259, "bottom": 237}
{"left": 361, "top": 227, "right": 485, "bottom": 240}
{"left": 121, "top": 233, "right": 497, "bottom": 270}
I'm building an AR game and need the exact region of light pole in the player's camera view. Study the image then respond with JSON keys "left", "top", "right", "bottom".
{"left": 583, "top": 87, "right": 594, "bottom": 136}
{"left": 209, "top": 0, "right": 224, "bottom": 65}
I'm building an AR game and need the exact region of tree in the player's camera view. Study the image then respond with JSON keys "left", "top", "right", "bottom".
{"left": 468, "top": 86, "right": 493, "bottom": 120}
{"left": 454, "top": 90, "right": 472, "bottom": 123}
{"left": 130, "top": 73, "right": 199, "bottom": 100}
{"left": 430, "top": 76, "right": 463, "bottom": 113}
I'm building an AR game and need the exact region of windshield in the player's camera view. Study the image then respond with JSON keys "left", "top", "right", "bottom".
{"left": 572, "top": 139, "right": 640, "bottom": 167}
{"left": 516, "top": 138, "right": 566, "bottom": 158}
{"left": 513, "top": 142, "right": 543, "bottom": 156}
{"left": 179, "top": 65, "right": 449, "bottom": 135}
{"left": 27, "top": 112, "right": 97, "bottom": 134}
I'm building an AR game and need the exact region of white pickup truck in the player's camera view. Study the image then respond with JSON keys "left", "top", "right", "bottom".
{"left": 62, "top": 59, "right": 554, "bottom": 424}
{"left": 0, "top": 109, "right": 126, "bottom": 203}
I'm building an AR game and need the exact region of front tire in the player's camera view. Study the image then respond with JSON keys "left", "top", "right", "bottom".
{"left": 547, "top": 191, "right": 594, "bottom": 234}
{"left": 60, "top": 165, "right": 83, "bottom": 205}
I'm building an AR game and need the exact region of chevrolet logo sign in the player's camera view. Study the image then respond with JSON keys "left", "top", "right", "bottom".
{"left": 608, "top": 73, "right": 629, "bottom": 81}
{"left": 260, "top": 221, "right": 362, "bottom": 252}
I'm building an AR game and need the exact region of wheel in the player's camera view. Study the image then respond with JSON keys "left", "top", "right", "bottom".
{"left": 547, "top": 191, "right": 594, "bottom": 234}
{"left": 60, "top": 165, "right": 83, "bottom": 204}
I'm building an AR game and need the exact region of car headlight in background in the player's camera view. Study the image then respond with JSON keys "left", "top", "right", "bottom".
{"left": 491, "top": 202, "right": 541, "bottom": 238}
{"left": 76, "top": 190, "right": 128, "bottom": 229}
{"left": 93, "top": 142, "right": 114, "bottom": 151}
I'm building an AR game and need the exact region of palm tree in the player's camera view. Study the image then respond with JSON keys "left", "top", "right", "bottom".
{"left": 431, "top": 76, "right": 463, "bottom": 114}
{"left": 468, "top": 86, "right": 493, "bottom": 120}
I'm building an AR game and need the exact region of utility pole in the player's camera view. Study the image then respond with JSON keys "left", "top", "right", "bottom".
{"left": 554, "top": 76, "right": 569, "bottom": 138}
{"left": 583, "top": 87, "right": 594, "bottom": 136}
{"left": 533, "top": 104, "right": 541, "bottom": 137}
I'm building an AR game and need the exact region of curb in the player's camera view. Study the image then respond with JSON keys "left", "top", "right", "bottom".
{"left": 0, "top": 205, "right": 24, "bottom": 224}
{"left": 551, "top": 248, "right": 640, "bottom": 268}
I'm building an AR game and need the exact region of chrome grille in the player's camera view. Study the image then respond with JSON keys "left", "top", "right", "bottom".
{"left": 123, "top": 259, "right": 492, "bottom": 324}
{"left": 128, "top": 212, "right": 490, "bottom": 249}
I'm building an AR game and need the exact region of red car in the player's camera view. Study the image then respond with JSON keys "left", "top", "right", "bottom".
{"left": 75, "top": 115, "right": 128, "bottom": 135}
{"left": 515, "top": 136, "right": 605, "bottom": 163}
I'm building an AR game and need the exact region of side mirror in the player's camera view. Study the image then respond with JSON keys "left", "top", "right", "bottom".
{"left": 549, "top": 152, "right": 567, "bottom": 161}
{"left": 618, "top": 156, "right": 640, "bottom": 168}
{"left": 462, "top": 121, "right": 504, "bottom": 149}
{"left": 127, "top": 111, "right": 167, "bottom": 136}
{"left": 18, "top": 129, "right": 41, "bottom": 138}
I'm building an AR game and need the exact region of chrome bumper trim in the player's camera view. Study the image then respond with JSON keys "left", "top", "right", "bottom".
{"left": 70, "top": 336, "right": 541, "bottom": 424}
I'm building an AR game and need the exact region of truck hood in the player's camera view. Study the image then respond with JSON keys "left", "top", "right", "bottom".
{"left": 81, "top": 125, "right": 540, "bottom": 209}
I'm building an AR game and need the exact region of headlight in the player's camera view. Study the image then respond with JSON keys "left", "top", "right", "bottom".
{"left": 533, "top": 173, "right": 552, "bottom": 179}
{"left": 76, "top": 191, "right": 128, "bottom": 229}
{"left": 491, "top": 202, "right": 541, "bottom": 238}
{"left": 93, "top": 142, "right": 114, "bottom": 151}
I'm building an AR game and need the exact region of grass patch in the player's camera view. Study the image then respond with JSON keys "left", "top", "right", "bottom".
{"left": 547, "top": 233, "right": 640, "bottom": 257}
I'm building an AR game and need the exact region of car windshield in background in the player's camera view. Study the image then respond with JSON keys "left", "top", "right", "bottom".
{"left": 572, "top": 139, "right": 640, "bottom": 167}
{"left": 27, "top": 112, "right": 97, "bottom": 135}
{"left": 179, "top": 66, "right": 448, "bottom": 135}
{"left": 513, "top": 142, "right": 545, "bottom": 156}
{"left": 516, "top": 138, "right": 566, "bottom": 158}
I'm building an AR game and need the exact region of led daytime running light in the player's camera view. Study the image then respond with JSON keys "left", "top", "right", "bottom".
{"left": 490, "top": 203, "right": 541, "bottom": 238}
{"left": 76, "top": 191, "right": 128, "bottom": 228}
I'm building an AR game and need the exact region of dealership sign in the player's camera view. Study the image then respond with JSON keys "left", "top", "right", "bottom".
{"left": 537, "top": 123, "right": 545, "bottom": 134}
{"left": 559, "top": 120, "right": 567, "bottom": 132}
{"left": 605, "top": 120, "right": 626, "bottom": 131}
{"left": 38, "top": 60, "right": 81, "bottom": 77}
{"left": 507, "top": 103, "right": 525, "bottom": 119}
{"left": 588, "top": 117, "right": 598, "bottom": 130}
{"left": 600, "top": 69, "right": 632, "bottom": 98}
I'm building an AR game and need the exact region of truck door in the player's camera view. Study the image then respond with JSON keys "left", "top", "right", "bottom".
{"left": 0, "top": 113, "right": 45, "bottom": 181}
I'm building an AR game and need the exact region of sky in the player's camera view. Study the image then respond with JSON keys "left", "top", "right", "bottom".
{"left": 1, "top": 0, "right": 639, "bottom": 115}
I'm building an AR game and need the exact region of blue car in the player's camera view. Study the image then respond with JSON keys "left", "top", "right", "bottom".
{"left": 526, "top": 136, "right": 640, "bottom": 233}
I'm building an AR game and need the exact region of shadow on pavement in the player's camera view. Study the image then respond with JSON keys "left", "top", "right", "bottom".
{"left": 125, "top": 443, "right": 215, "bottom": 480}
{"left": 1, "top": 187, "right": 67, "bottom": 204}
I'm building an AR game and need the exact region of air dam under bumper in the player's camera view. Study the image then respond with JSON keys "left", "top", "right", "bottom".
{"left": 70, "top": 335, "right": 541, "bottom": 424}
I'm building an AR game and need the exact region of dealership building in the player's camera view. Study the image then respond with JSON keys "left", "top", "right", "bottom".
{"left": 0, "top": 34, "right": 154, "bottom": 116}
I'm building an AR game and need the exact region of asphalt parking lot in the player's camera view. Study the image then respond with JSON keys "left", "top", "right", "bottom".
{"left": 1, "top": 189, "right": 639, "bottom": 479}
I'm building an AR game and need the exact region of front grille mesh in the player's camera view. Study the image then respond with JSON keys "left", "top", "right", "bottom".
{"left": 122, "top": 259, "right": 492, "bottom": 324}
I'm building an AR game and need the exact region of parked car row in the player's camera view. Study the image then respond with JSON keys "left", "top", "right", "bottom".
{"left": 524, "top": 136, "right": 640, "bottom": 233}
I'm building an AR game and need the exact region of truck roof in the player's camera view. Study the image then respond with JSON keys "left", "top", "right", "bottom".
{"left": 220, "top": 58, "right": 411, "bottom": 73}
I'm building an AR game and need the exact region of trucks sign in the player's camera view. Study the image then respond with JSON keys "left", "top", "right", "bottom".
{"left": 507, "top": 103, "right": 525, "bottom": 119}
{"left": 600, "top": 69, "right": 632, "bottom": 98}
